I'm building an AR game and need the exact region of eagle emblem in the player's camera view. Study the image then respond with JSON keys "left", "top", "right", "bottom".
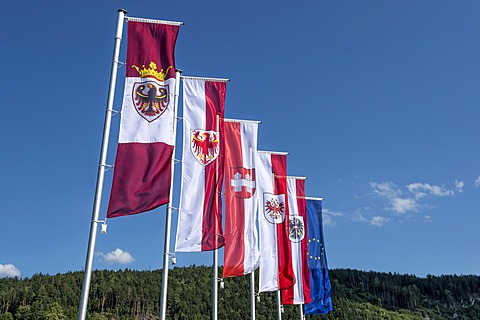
{"left": 132, "top": 81, "right": 170, "bottom": 122}
{"left": 190, "top": 129, "right": 220, "bottom": 166}
{"left": 289, "top": 215, "right": 305, "bottom": 242}
{"left": 230, "top": 167, "right": 256, "bottom": 198}
{"left": 263, "top": 193, "right": 286, "bottom": 224}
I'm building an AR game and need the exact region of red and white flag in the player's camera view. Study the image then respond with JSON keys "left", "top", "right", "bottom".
{"left": 223, "top": 120, "right": 260, "bottom": 277}
{"left": 175, "top": 77, "right": 226, "bottom": 252}
{"left": 281, "top": 177, "right": 312, "bottom": 305}
{"left": 107, "top": 20, "right": 180, "bottom": 218}
{"left": 256, "top": 151, "right": 295, "bottom": 292}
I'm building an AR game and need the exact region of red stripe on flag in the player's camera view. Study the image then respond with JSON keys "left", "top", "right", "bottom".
{"left": 107, "top": 142, "right": 172, "bottom": 218}
{"left": 201, "top": 81, "right": 226, "bottom": 250}
{"left": 271, "top": 154, "right": 295, "bottom": 290}
{"left": 223, "top": 122, "right": 246, "bottom": 277}
{"left": 125, "top": 21, "right": 179, "bottom": 79}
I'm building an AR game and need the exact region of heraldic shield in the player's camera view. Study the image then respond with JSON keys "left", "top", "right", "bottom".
{"left": 190, "top": 129, "right": 220, "bottom": 166}
{"left": 289, "top": 215, "right": 305, "bottom": 242}
{"left": 230, "top": 167, "right": 256, "bottom": 198}
{"left": 263, "top": 193, "right": 286, "bottom": 224}
{"left": 132, "top": 80, "right": 170, "bottom": 123}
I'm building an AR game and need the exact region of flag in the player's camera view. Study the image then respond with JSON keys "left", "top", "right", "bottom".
{"left": 175, "top": 77, "right": 226, "bottom": 252}
{"left": 281, "top": 177, "right": 311, "bottom": 305}
{"left": 222, "top": 120, "right": 260, "bottom": 277}
{"left": 304, "top": 199, "right": 334, "bottom": 315}
{"left": 107, "top": 20, "right": 180, "bottom": 218}
{"left": 256, "top": 151, "right": 295, "bottom": 292}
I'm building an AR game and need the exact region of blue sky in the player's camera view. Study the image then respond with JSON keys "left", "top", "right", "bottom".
{"left": 1, "top": 1, "right": 480, "bottom": 279}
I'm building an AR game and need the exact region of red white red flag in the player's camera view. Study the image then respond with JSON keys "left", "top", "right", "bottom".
{"left": 107, "top": 21, "right": 180, "bottom": 218}
{"left": 223, "top": 120, "right": 260, "bottom": 277}
{"left": 281, "top": 177, "right": 312, "bottom": 305}
{"left": 257, "top": 151, "right": 295, "bottom": 292}
{"left": 175, "top": 77, "right": 226, "bottom": 252}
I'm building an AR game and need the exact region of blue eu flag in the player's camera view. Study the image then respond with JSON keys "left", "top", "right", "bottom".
{"left": 304, "top": 199, "right": 334, "bottom": 315}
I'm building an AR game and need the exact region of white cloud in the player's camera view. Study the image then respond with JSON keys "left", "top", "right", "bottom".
{"left": 323, "top": 208, "right": 343, "bottom": 217}
{"left": 407, "top": 182, "right": 454, "bottom": 199}
{"left": 98, "top": 248, "right": 134, "bottom": 265}
{"left": 391, "top": 198, "right": 419, "bottom": 214}
{"left": 370, "top": 182, "right": 401, "bottom": 198}
{"left": 370, "top": 182, "right": 419, "bottom": 214}
{"left": 475, "top": 176, "right": 480, "bottom": 188}
{"left": 424, "top": 215, "right": 433, "bottom": 223}
{"left": 370, "top": 216, "right": 389, "bottom": 227}
{"left": 454, "top": 180, "right": 465, "bottom": 193}
{"left": 352, "top": 212, "right": 368, "bottom": 223}
{"left": 0, "top": 264, "right": 21, "bottom": 278}
{"left": 322, "top": 214, "right": 335, "bottom": 227}
{"left": 322, "top": 208, "right": 343, "bottom": 227}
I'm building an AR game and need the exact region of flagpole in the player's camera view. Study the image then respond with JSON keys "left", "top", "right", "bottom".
{"left": 299, "top": 304, "right": 304, "bottom": 320}
{"left": 249, "top": 144, "right": 256, "bottom": 320}
{"left": 159, "top": 69, "right": 182, "bottom": 320}
{"left": 212, "top": 113, "right": 220, "bottom": 320}
{"left": 213, "top": 249, "right": 219, "bottom": 320}
{"left": 250, "top": 272, "right": 256, "bottom": 319}
{"left": 277, "top": 290, "right": 283, "bottom": 320}
{"left": 77, "top": 9, "right": 126, "bottom": 320}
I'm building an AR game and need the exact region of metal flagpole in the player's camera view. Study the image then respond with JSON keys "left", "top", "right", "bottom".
{"left": 159, "top": 69, "right": 182, "bottom": 320}
{"left": 277, "top": 290, "right": 283, "bottom": 320}
{"left": 77, "top": 8, "right": 127, "bottom": 320}
{"left": 299, "top": 304, "right": 304, "bottom": 320}
{"left": 250, "top": 272, "right": 256, "bottom": 320}
{"left": 213, "top": 249, "right": 219, "bottom": 320}
{"left": 249, "top": 144, "right": 256, "bottom": 320}
{"left": 212, "top": 113, "right": 220, "bottom": 320}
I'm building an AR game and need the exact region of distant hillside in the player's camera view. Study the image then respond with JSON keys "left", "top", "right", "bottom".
{"left": 0, "top": 266, "right": 479, "bottom": 319}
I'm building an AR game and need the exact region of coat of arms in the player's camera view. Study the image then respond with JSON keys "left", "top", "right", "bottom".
{"left": 131, "top": 62, "right": 172, "bottom": 123}
{"left": 132, "top": 81, "right": 170, "bottom": 122}
{"left": 230, "top": 167, "right": 256, "bottom": 198}
{"left": 190, "top": 129, "right": 220, "bottom": 166}
{"left": 289, "top": 215, "right": 305, "bottom": 242}
{"left": 263, "top": 193, "right": 286, "bottom": 224}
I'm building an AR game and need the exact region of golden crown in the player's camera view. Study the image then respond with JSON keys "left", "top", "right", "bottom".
{"left": 132, "top": 62, "right": 172, "bottom": 81}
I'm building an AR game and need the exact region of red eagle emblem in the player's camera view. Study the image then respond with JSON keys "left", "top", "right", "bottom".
{"left": 263, "top": 193, "right": 286, "bottom": 224}
{"left": 132, "top": 81, "right": 169, "bottom": 122}
{"left": 190, "top": 129, "right": 220, "bottom": 166}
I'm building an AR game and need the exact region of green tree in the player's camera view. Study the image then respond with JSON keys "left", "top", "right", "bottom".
{"left": 0, "top": 312, "right": 14, "bottom": 320}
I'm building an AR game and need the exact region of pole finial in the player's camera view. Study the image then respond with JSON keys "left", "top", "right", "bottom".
{"left": 118, "top": 8, "right": 128, "bottom": 14}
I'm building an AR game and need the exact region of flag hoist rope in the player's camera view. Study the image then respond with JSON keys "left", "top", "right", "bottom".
{"left": 78, "top": 8, "right": 127, "bottom": 320}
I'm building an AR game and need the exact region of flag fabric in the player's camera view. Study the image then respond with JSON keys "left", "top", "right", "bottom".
{"left": 222, "top": 120, "right": 260, "bottom": 277}
{"left": 257, "top": 151, "right": 295, "bottom": 292}
{"left": 107, "top": 21, "right": 180, "bottom": 218}
{"left": 175, "top": 78, "right": 226, "bottom": 252}
{"left": 281, "top": 177, "right": 312, "bottom": 305}
{"left": 304, "top": 199, "right": 334, "bottom": 315}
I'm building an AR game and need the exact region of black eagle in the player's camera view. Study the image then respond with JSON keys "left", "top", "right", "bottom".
{"left": 134, "top": 83, "right": 168, "bottom": 117}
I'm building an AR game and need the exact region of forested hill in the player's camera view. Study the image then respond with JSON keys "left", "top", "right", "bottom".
{"left": 1, "top": 266, "right": 480, "bottom": 319}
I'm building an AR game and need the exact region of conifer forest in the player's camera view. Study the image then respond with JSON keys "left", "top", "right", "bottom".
{"left": 1, "top": 266, "right": 480, "bottom": 319}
